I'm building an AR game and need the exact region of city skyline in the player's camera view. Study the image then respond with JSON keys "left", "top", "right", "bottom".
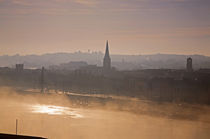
{"left": 0, "top": 0, "right": 210, "bottom": 56}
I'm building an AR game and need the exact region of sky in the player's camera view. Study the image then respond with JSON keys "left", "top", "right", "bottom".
{"left": 0, "top": 0, "right": 210, "bottom": 56}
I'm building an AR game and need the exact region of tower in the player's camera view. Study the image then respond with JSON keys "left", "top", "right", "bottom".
{"left": 41, "top": 66, "right": 45, "bottom": 93}
{"left": 15, "top": 64, "right": 24, "bottom": 72}
{"left": 103, "top": 40, "right": 111, "bottom": 70}
{"left": 186, "top": 57, "right": 193, "bottom": 72}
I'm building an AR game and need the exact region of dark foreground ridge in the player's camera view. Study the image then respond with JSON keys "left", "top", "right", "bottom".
{"left": 0, "top": 133, "right": 46, "bottom": 139}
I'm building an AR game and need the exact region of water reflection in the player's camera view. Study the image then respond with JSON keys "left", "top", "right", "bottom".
{"left": 30, "top": 104, "right": 83, "bottom": 118}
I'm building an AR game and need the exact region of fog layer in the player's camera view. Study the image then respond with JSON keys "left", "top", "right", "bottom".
{"left": 0, "top": 87, "right": 210, "bottom": 139}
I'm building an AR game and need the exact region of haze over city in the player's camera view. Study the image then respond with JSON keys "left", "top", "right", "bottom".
{"left": 1, "top": 1, "right": 210, "bottom": 139}
{"left": 0, "top": 0, "right": 210, "bottom": 55}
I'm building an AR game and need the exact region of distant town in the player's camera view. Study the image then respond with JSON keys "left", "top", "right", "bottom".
{"left": 0, "top": 41, "right": 210, "bottom": 105}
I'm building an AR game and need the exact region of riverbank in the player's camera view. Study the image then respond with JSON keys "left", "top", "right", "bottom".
{"left": 1, "top": 87, "right": 210, "bottom": 123}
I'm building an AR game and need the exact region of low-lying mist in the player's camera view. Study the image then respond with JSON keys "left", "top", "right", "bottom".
{"left": 0, "top": 87, "right": 210, "bottom": 139}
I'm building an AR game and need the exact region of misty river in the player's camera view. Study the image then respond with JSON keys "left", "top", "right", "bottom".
{"left": 0, "top": 89, "right": 210, "bottom": 139}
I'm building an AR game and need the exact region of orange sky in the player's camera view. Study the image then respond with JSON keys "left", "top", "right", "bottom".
{"left": 0, "top": 0, "right": 210, "bottom": 56}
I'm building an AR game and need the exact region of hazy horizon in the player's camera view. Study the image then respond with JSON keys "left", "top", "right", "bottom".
{"left": 1, "top": 50, "right": 210, "bottom": 57}
{"left": 1, "top": 1, "right": 210, "bottom": 138}
{"left": 0, "top": 0, "right": 210, "bottom": 56}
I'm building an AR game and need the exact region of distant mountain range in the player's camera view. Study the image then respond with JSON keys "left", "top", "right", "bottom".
{"left": 0, "top": 52, "right": 210, "bottom": 70}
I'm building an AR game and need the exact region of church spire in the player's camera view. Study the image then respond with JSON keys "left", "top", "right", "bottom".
{"left": 105, "top": 40, "right": 110, "bottom": 58}
{"left": 103, "top": 40, "right": 111, "bottom": 70}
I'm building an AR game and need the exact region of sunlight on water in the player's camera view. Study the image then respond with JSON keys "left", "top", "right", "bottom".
{"left": 30, "top": 104, "right": 83, "bottom": 118}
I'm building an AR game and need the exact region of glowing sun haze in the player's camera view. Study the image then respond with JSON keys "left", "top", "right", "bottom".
{"left": 0, "top": 0, "right": 210, "bottom": 55}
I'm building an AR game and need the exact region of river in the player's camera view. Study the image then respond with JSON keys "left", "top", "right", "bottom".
{"left": 0, "top": 90, "right": 210, "bottom": 139}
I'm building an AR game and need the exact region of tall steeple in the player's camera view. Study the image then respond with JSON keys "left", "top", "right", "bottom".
{"left": 103, "top": 40, "right": 111, "bottom": 70}
{"left": 105, "top": 41, "right": 110, "bottom": 57}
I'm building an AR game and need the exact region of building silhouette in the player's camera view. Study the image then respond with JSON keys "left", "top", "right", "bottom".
{"left": 41, "top": 67, "right": 45, "bottom": 93}
{"left": 15, "top": 64, "right": 24, "bottom": 72}
{"left": 186, "top": 57, "right": 193, "bottom": 72}
{"left": 103, "top": 40, "right": 111, "bottom": 70}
